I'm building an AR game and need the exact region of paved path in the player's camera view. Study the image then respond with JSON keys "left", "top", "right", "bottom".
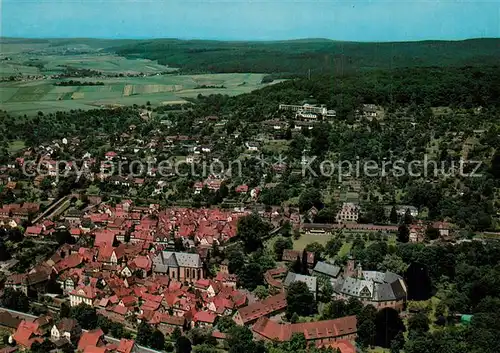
{"left": 0, "top": 307, "right": 165, "bottom": 353}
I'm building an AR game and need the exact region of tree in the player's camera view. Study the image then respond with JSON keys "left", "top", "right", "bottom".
{"left": 1, "top": 288, "right": 30, "bottom": 312}
{"left": 187, "top": 328, "right": 216, "bottom": 346}
{"left": 298, "top": 188, "right": 323, "bottom": 212}
{"left": 172, "top": 327, "right": 182, "bottom": 341}
{"left": 325, "top": 238, "right": 342, "bottom": 258}
{"left": 304, "top": 242, "right": 325, "bottom": 261}
{"left": 237, "top": 213, "right": 271, "bottom": 253}
{"left": 60, "top": 302, "right": 71, "bottom": 318}
{"left": 390, "top": 206, "right": 399, "bottom": 224}
{"left": 225, "top": 247, "right": 245, "bottom": 274}
{"left": 136, "top": 322, "right": 153, "bottom": 347}
{"left": 31, "top": 339, "right": 55, "bottom": 353}
{"left": 286, "top": 281, "right": 315, "bottom": 318}
{"left": 176, "top": 336, "right": 192, "bottom": 353}
{"left": 379, "top": 254, "right": 409, "bottom": 275}
{"left": 375, "top": 308, "right": 406, "bottom": 348}
{"left": 346, "top": 297, "right": 364, "bottom": 316}
{"left": 0, "top": 241, "right": 11, "bottom": 261}
{"left": 254, "top": 285, "right": 269, "bottom": 300}
{"left": 397, "top": 224, "right": 410, "bottom": 243}
{"left": 318, "top": 276, "right": 334, "bottom": 303}
{"left": 192, "top": 344, "right": 220, "bottom": 353}
{"left": 321, "top": 300, "right": 347, "bottom": 320}
{"left": 356, "top": 304, "right": 377, "bottom": 348}
{"left": 237, "top": 262, "right": 264, "bottom": 291}
{"left": 408, "top": 312, "right": 430, "bottom": 335}
{"left": 274, "top": 237, "right": 293, "bottom": 261}
{"left": 404, "top": 209, "right": 413, "bottom": 225}
{"left": 54, "top": 229, "right": 75, "bottom": 245}
{"left": 425, "top": 226, "right": 440, "bottom": 241}
{"left": 390, "top": 331, "right": 405, "bottom": 353}
{"left": 109, "top": 322, "right": 127, "bottom": 338}
{"left": 226, "top": 326, "right": 255, "bottom": 353}
{"left": 217, "top": 316, "right": 235, "bottom": 333}
{"left": 70, "top": 303, "right": 98, "bottom": 330}
{"left": 288, "top": 333, "right": 307, "bottom": 350}
{"left": 150, "top": 330, "right": 166, "bottom": 350}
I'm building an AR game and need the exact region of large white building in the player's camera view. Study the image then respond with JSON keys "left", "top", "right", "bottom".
{"left": 279, "top": 104, "right": 336, "bottom": 118}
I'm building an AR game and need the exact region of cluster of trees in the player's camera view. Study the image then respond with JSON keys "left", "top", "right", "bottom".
{"left": 66, "top": 303, "right": 132, "bottom": 340}
{"left": 112, "top": 38, "right": 500, "bottom": 77}
{"left": 54, "top": 80, "right": 105, "bottom": 86}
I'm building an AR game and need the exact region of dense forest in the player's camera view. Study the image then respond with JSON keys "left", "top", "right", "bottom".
{"left": 110, "top": 38, "right": 500, "bottom": 75}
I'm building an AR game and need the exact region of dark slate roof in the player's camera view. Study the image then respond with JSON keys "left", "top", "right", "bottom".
{"left": 313, "top": 261, "right": 341, "bottom": 278}
{"left": 153, "top": 251, "right": 202, "bottom": 273}
{"left": 283, "top": 272, "right": 317, "bottom": 294}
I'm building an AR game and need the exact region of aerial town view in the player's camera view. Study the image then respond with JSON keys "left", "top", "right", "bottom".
{"left": 0, "top": 1, "right": 499, "bottom": 353}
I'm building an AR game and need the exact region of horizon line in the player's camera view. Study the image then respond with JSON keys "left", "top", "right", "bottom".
{"left": 1, "top": 35, "right": 499, "bottom": 44}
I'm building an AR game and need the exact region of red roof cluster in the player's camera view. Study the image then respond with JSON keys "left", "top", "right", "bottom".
{"left": 252, "top": 315, "right": 357, "bottom": 342}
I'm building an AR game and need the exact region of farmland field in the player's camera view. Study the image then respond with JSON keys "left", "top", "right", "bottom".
{"left": 0, "top": 43, "right": 280, "bottom": 114}
{"left": 0, "top": 72, "right": 276, "bottom": 114}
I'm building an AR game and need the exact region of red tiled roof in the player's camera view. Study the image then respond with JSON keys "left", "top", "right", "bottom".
{"left": 316, "top": 339, "right": 356, "bottom": 353}
{"left": 71, "top": 286, "right": 98, "bottom": 300}
{"left": 25, "top": 226, "right": 43, "bottom": 235}
{"left": 117, "top": 339, "right": 136, "bottom": 353}
{"left": 54, "top": 253, "right": 83, "bottom": 273}
{"left": 235, "top": 185, "right": 249, "bottom": 193}
{"left": 252, "top": 316, "right": 357, "bottom": 342}
{"left": 235, "top": 293, "right": 287, "bottom": 324}
{"left": 78, "top": 328, "right": 104, "bottom": 351}
{"left": 194, "top": 311, "right": 217, "bottom": 324}
{"left": 83, "top": 346, "right": 107, "bottom": 353}
{"left": 12, "top": 321, "right": 42, "bottom": 349}
{"left": 94, "top": 229, "right": 117, "bottom": 246}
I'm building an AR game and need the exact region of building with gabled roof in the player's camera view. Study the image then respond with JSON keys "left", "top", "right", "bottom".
{"left": 252, "top": 315, "right": 357, "bottom": 344}
{"left": 77, "top": 328, "right": 104, "bottom": 351}
{"left": 283, "top": 272, "right": 317, "bottom": 298}
{"left": 331, "top": 259, "right": 408, "bottom": 311}
{"left": 152, "top": 251, "right": 204, "bottom": 283}
{"left": 233, "top": 293, "right": 287, "bottom": 326}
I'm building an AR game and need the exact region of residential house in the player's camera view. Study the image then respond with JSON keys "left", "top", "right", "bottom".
{"left": 117, "top": 339, "right": 137, "bottom": 353}
{"left": 0, "top": 312, "right": 21, "bottom": 333}
{"left": 11, "top": 321, "right": 43, "bottom": 350}
{"left": 50, "top": 318, "right": 81, "bottom": 343}
{"left": 193, "top": 311, "right": 217, "bottom": 328}
{"left": 336, "top": 203, "right": 360, "bottom": 223}
{"left": 70, "top": 286, "right": 98, "bottom": 307}
{"left": 77, "top": 329, "right": 105, "bottom": 352}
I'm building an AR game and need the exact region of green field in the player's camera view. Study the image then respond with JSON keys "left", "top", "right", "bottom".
{"left": 0, "top": 73, "right": 274, "bottom": 114}
{"left": 0, "top": 42, "right": 278, "bottom": 114}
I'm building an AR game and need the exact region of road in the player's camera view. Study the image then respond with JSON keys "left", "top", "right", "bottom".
{"left": 0, "top": 307, "right": 165, "bottom": 353}
{"left": 31, "top": 195, "right": 72, "bottom": 224}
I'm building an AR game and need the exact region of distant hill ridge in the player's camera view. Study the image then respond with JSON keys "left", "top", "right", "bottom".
{"left": 1, "top": 37, "right": 499, "bottom": 76}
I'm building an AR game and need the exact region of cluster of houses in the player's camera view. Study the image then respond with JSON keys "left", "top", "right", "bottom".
{"left": 0, "top": 310, "right": 139, "bottom": 353}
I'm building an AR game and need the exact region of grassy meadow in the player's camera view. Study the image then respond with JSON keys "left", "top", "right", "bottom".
{"left": 0, "top": 72, "right": 272, "bottom": 114}
{"left": 0, "top": 41, "right": 277, "bottom": 114}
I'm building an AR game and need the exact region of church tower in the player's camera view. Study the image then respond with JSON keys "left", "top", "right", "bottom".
{"left": 345, "top": 255, "right": 356, "bottom": 278}
{"left": 355, "top": 262, "right": 364, "bottom": 279}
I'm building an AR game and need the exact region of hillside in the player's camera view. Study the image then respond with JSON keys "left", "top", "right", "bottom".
{"left": 109, "top": 38, "right": 500, "bottom": 75}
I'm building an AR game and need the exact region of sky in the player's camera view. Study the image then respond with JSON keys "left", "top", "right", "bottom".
{"left": 1, "top": 0, "right": 499, "bottom": 41}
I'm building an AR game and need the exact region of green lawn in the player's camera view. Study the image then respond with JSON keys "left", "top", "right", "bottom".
{"left": 338, "top": 242, "right": 353, "bottom": 257}
{"left": 293, "top": 234, "right": 334, "bottom": 250}
{"left": 8, "top": 140, "right": 26, "bottom": 153}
